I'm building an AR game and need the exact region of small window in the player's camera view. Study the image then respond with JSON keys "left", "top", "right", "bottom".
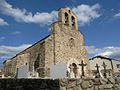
{"left": 116, "top": 64, "right": 120, "bottom": 68}
{"left": 34, "top": 54, "right": 40, "bottom": 70}
{"left": 69, "top": 38, "right": 75, "bottom": 48}
{"left": 64, "top": 12, "right": 69, "bottom": 24}
{"left": 71, "top": 16, "right": 75, "bottom": 29}
{"left": 69, "top": 10, "right": 71, "bottom": 13}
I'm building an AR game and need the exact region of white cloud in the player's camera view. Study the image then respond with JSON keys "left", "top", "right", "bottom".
{"left": 0, "top": 44, "right": 32, "bottom": 60}
{"left": 0, "top": 18, "right": 8, "bottom": 26}
{"left": 0, "top": 0, "right": 101, "bottom": 26}
{"left": 0, "top": 0, "right": 58, "bottom": 26}
{"left": 114, "top": 12, "right": 120, "bottom": 18}
{"left": 72, "top": 4, "right": 101, "bottom": 26}
{"left": 12, "top": 31, "right": 21, "bottom": 35}
{"left": 86, "top": 46, "right": 120, "bottom": 60}
{"left": 0, "top": 37, "right": 5, "bottom": 41}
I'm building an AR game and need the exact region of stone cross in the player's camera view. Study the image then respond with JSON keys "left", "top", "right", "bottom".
{"left": 102, "top": 62, "right": 107, "bottom": 78}
{"left": 79, "top": 60, "right": 87, "bottom": 77}
{"left": 95, "top": 63, "right": 100, "bottom": 78}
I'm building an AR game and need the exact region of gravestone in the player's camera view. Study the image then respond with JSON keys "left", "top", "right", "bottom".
{"left": 17, "top": 64, "right": 30, "bottom": 78}
{"left": 50, "top": 64, "right": 67, "bottom": 79}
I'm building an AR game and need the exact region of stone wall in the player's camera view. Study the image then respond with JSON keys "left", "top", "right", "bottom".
{"left": 0, "top": 78, "right": 120, "bottom": 90}
{"left": 44, "top": 35, "right": 54, "bottom": 77}
{"left": 52, "top": 22, "right": 89, "bottom": 76}
{"left": 0, "top": 79, "right": 59, "bottom": 90}
{"left": 3, "top": 35, "right": 50, "bottom": 78}
{"left": 60, "top": 77, "right": 120, "bottom": 90}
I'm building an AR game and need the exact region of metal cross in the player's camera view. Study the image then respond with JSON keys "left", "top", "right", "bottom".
{"left": 95, "top": 63, "right": 100, "bottom": 78}
{"left": 102, "top": 62, "right": 107, "bottom": 78}
{"left": 79, "top": 60, "right": 87, "bottom": 76}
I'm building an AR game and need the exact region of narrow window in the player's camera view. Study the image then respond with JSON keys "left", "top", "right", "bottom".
{"left": 71, "top": 16, "right": 75, "bottom": 29}
{"left": 34, "top": 54, "right": 40, "bottom": 71}
{"left": 65, "top": 12, "right": 69, "bottom": 24}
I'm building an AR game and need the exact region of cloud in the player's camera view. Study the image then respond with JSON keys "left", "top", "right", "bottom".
{"left": 72, "top": 4, "right": 101, "bottom": 26}
{"left": 0, "top": 18, "right": 8, "bottom": 26}
{"left": 0, "top": 37, "right": 5, "bottom": 41}
{"left": 12, "top": 31, "right": 21, "bottom": 35}
{"left": 0, "top": 0, "right": 101, "bottom": 26}
{"left": 114, "top": 12, "right": 120, "bottom": 18}
{"left": 0, "top": 0, "right": 58, "bottom": 26}
{"left": 86, "top": 46, "right": 120, "bottom": 60}
{"left": 0, "top": 44, "right": 32, "bottom": 61}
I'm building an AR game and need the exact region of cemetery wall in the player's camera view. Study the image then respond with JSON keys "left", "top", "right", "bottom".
{"left": 0, "top": 77, "right": 120, "bottom": 90}
{"left": 60, "top": 77, "right": 120, "bottom": 90}
{"left": 0, "top": 79, "right": 60, "bottom": 90}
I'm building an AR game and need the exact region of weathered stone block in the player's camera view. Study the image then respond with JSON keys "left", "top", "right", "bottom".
{"left": 103, "top": 84, "right": 113, "bottom": 89}
{"left": 81, "top": 81, "right": 90, "bottom": 89}
{"left": 93, "top": 86, "right": 99, "bottom": 90}
{"left": 66, "top": 81, "right": 76, "bottom": 89}
{"left": 76, "top": 79, "right": 82, "bottom": 85}
{"left": 60, "top": 87, "right": 66, "bottom": 90}
{"left": 93, "top": 78, "right": 100, "bottom": 85}
{"left": 60, "top": 79, "right": 68, "bottom": 87}
{"left": 108, "top": 77, "right": 115, "bottom": 84}
{"left": 100, "top": 78, "right": 108, "bottom": 85}
{"left": 112, "top": 84, "right": 120, "bottom": 90}
{"left": 73, "top": 85, "right": 82, "bottom": 90}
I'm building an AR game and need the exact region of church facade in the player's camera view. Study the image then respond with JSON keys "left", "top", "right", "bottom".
{"left": 3, "top": 8, "right": 89, "bottom": 78}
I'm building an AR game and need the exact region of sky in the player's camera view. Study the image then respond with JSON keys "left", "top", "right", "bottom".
{"left": 0, "top": 0, "right": 120, "bottom": 66}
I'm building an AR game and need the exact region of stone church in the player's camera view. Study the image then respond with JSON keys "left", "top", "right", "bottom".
{"left": 3, "top": 8, "right": 89, "bottom": 78}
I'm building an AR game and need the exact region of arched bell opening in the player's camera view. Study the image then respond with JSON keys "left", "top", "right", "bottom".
{"left": 71, "top": 16, "right": 75, "bottom": 29}
{"left": 64, "top": 12, "right": 69, "bottom": 25}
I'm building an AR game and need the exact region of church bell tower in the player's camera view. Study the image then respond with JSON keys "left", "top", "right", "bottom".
{"left": 58, "top": 8, "right": 78, "bottom": 31}
{"left": 51, "top": 8, "right": 89, "bottom": 78}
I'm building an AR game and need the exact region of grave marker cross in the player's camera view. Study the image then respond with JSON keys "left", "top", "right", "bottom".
{"left": 79, "top": 60, "right": 87, "bottom": 76}
{"left": 95, "top": 63, "right": 100, "bottom": 78}
{"left": 102, "top": 62, "right": 107, "bottom": 78}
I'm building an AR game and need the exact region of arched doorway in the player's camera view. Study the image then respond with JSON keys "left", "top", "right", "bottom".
{"left": 71, "top": 63, "right": 78, "bottom": 78}
{"left": 67, "top": 58, "right": 81, "bottom": 78}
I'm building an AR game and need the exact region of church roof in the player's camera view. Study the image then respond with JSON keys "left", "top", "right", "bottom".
{"left": 3, "top": 34, "right": 50, "bottom": 64}
{"left": 18, "top": 34, "right": 50, "bottom": 55}
{"left": 89, "top": 55, "right": 120, "bottom": 61}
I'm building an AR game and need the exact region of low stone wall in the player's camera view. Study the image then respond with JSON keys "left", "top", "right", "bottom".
{"left": 0, "top": 77, "right": 120, "bottom": 90}
{"left": 0, "top": 79, "right": 60, "bottom": 90}
{"left": 60, "top": 77, "right": 120, "bottom": 90}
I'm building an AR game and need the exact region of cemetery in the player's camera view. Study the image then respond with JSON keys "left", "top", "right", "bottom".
{"left": 1, "top": 7, "right": 120, "bottom": 90}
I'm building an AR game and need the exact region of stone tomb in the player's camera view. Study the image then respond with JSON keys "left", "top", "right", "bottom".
{"left": 50, "top": 64, "right": 67, "bottom": 79}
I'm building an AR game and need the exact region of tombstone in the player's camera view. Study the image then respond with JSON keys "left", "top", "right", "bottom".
{"left": 50, "top": 64, "right": 67, "bottom": 79}
{"left": 17, "top": 64, "right": 30, "bottom": 78}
